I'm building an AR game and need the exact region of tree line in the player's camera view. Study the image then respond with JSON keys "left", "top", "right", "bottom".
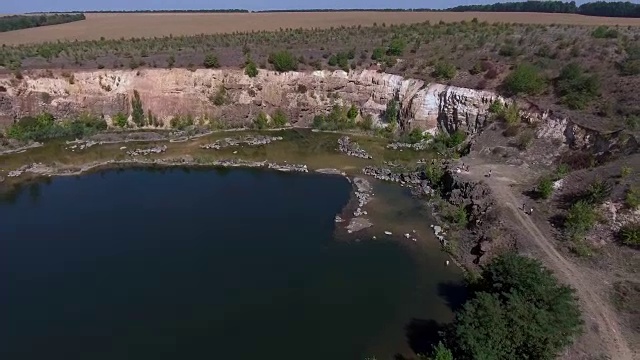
{"left": 448, "top": 1, "right": 640, "bottom": 18}
{"left": 20, "top": 3, "right": 640, "bottom": 18}
{"left": 32, "top": 9, "right": 249, "bottom": 14}
{"left": 0, "top": 13, "right": 85, "bottom": 33}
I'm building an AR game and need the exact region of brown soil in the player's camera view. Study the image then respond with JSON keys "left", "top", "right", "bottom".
{"left": 459, "top": 159, "right": 637, "bottom": 360}
{"left": 2, "top": 11, "right": 640, "bottom": 45}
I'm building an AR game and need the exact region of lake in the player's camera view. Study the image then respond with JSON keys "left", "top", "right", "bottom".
{"left": 0, "top": 167, "right": 464, "bottom": 360}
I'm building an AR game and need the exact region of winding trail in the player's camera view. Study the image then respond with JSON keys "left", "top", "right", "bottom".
{"left": 461, "top": 162, "right": 635, "bottom": 360}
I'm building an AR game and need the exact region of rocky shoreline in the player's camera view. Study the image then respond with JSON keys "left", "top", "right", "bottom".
{"left": 2, "top": 157, "right": 310, "bottom": 180}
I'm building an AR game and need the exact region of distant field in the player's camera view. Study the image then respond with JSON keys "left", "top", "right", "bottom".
{"left": 2, "top": 11, "right": 640, "bottom": 45}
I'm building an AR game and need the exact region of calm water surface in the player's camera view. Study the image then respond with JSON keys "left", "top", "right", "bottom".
{"left": 0, "top": 168, "right": 463, "bottom": 360}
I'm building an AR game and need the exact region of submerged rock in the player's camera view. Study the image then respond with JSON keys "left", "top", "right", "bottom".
{"left": 346, "top": 217, "right": 373, "bottom": 233}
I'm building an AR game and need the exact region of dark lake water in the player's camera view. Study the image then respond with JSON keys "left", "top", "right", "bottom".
{"left": 0, "top": 168, "right": 464, "bottom": 360}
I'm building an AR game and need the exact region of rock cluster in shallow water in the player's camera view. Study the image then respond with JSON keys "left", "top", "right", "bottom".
{"left": 126, "top": 145, "right": 167, "bottom": 156}
{"left": 362, "top": 166, "right": 421, "bottom": 185}
{"left": 386, "top": 140, "right": 431, "bottom": 151}
{"left": 338, "top": 136, "right": 371, "bottom": 159}
{"left": 200, "top": 135, "right": 283, "bottom": 150}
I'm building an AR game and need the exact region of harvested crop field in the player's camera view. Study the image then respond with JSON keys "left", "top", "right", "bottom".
{"left": 2, "top": 11, "right": 640, "bottom": 45}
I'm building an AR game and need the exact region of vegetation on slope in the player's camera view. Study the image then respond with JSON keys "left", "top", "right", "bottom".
{"left": 0, "top": 14, "right": 85, "bottom": 33}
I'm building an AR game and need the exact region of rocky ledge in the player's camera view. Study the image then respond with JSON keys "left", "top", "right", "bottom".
{"left": 200, "top": 135, "right": 283, "bottom": 150}
{"left": 338, "top": 136, "right": 372, "bottom": 159}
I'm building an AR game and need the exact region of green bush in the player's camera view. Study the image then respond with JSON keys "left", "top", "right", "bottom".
{"left": 432, "top": 62, "right": 457, "bottom": 80}
{"left": 423, "top": 163, "right": 444, "bottom": 186}
{"left": 203, "top": 54, "right": 220, "bottom": 69}
{"left": 620, "top": 223, "right": 640, "bottom": 247}
{"left": 386, "top": 38, "right": 406, "bottom": 56}
{"left": 6, "top": 112, "right": 107, "bottom": 141}
{"left": 488, "top": 100, "right": 504, "bottom": 114}
{"left": 210, "top": 85, "right": 227, "bottom": 106}
{"left": 447, "top": 205, "right": 468, "bottom": 228}
{"left": 491, "top": 101, "right": 519, "bottom": 124}
{"left": 585, "top": 180, "right": 612, "bottom": 205}
{"left": 371, "top": 47, "right": 385, "bottom": 61}
{"left": 537, "top": 177, "right": 553, "bottom": 199}
{"left": 515, "top": 130, "right": 534, "bottom": 150}
{"left": 555, "top": 164, "right": 570, "bottom": 179}
{"left": 268, "top": 50, "right": 297, "bottom": 72}
{"left": 253, "top": 111, "right": 269, "bottom": 129}
{"left": 406, "top": 128, "right": 427, "bottom": 144}
{"left": 169, "top": 115, "right": 194, "bottom": 130}
{"left": 503, "top": 63, "right": 546, "bottom": 96}
{"left": 244, "top": 59, "right": 258, "bottom": 77}
{"left": 591, "top": 25, "right": 618, "bottom": 39}
{"left": 625, "top": 186, "right": 639, "bottom": 209}
{"left": 359, "top": 113, "right": 374, "bottom": 130}
{"left": 347, "top": 104, "right": 358, "bottom": 120}
{"left": 555, "top": 63, "right": 599, "bottom": 110}
{"left": 113, "top": 112, "right": 128, "bottom": 128}
{"left": 271, "top": 109, "right": 287, "bottom": 127}
{"left": 312, "top": 105, "right": 357, "bottom": 131}
{"left": 565, "top": 200, "right": 597, "bottom": 240}
{"left": 619, "top": 45, "right": 640, "bottom": 76}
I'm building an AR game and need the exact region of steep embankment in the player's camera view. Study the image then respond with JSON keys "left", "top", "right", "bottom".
{"left": 0, "top": 69, "right": 501, "bottom": 132}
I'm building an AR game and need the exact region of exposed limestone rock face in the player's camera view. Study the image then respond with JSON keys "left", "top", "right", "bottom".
{"left": 0, "top": 69, "right": 503, "bottom": 134}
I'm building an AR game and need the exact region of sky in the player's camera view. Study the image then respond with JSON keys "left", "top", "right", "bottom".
{"left": 2, "top": 0, "right": 637, "bottom": 14}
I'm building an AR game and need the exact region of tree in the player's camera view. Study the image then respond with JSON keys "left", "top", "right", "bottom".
{"left": 131, "top": 90, "right": 145, "bottom": 126}
{"left": 385, "top": 99, "right": 399, "bottom": 124}
{"left": 427, "top": 342, "right": 454, "bottom": 360}
{"left": 503, "top": 63, "right": 546, "bottom": 96}
{"left": 245, "top": 59, "right": 258, "bottom": 77}
{"left": 203, "top": 54, "right": 220, "bottom": 68}
{"left": 269, "top": 50, "right": 297, "bottom": 72}
{"left": 451, "top": 254, "right": 583, "bottom": 360}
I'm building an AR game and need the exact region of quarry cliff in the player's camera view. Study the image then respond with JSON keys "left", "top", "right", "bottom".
{"left": 0, "top": 69, "right": 501, "bottom": 133}
{"left": 0, "top": 68, "right": 634, "bottom": 155}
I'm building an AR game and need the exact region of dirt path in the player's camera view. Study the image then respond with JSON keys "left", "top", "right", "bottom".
{"left": 460, "top": 161, "right": 635, "bottom": 360}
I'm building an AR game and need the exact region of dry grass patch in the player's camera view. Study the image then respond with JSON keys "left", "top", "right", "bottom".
{"left": 2, "top": 11, "right": 640, "bottom": 45}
